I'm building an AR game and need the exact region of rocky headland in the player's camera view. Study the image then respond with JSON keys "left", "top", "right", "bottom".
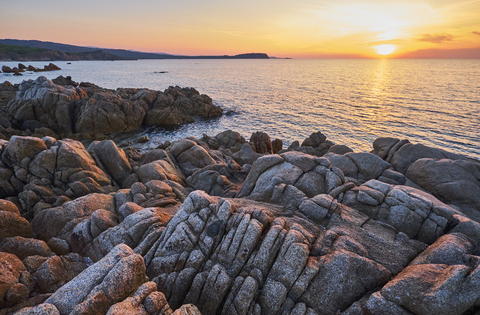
{"left": 0, "top": 76, "right": 223, "bottom": 142}
{"left": 0, "top": 77, "right": 479, "bottom": 315}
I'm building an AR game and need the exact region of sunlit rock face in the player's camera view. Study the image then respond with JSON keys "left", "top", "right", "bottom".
{"left": 143, "top": 188, "right": 480, "bottom": 315}
{"left": 373, "top": 137, "right": 480, "bottom": 223}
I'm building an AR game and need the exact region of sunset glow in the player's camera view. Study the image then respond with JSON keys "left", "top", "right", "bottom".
{"left": 375, "top": 45, "right": 396, "bottom": 56}
{"left": 0, "top": 0, "right": 479, "bottom": 58}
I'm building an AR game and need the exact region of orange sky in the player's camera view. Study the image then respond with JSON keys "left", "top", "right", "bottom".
{"left": 1, "top": 0, "right": 479, "bottom": 58}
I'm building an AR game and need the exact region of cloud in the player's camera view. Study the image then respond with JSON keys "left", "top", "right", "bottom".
{"left": 473, "top": 31, "right": 480, "bottom": 36}
{"left": 418, "top": 34, "right": 454, "bottom": 43}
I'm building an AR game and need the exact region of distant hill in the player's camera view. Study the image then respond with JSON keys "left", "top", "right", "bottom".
{"left": 0, "top": 39, "right": 270, "bottom": 60}
{"left": 0, "top": 43, "right": 124, "bottom": 61}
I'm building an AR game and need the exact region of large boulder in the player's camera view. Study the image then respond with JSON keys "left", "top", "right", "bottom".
{"left": 372, "top": 138, "right": 468, "bottom": 174}
{"left": 32, "top": 193, "right": 115, "bottom": 241}
{"left": 379, "top": 264, "right": 480, "bottom": 315}
{"left": 73, "top": 207, "right": 171, "bottom": 262}
{"left": 105, "top": 281, "right": 200, "bottom": 315}
{"left": 0, "top": 81, "right": 18, "bottom": 108}
{"left": 87, "top": 140, "right": 132, "bottom": 187}
{"left": 325, "top": 152, "right": 398, "bottom": 185}
{"left": 287, "top": 131, "right": 334, "bottom": 156}
{"left": 406, "top": 158, "right": 480, "bottom": 222}
{"left": 237, "top": 152, "right": 345, "bottom": 205}
{"left": 75, "top": 90, "right": 149, "bottom": 136}
{"left": 12, "top": 303, "right": 60, "bottom": 315}
{"left": 169, "top": 139, "right": 221, "bottom": 177}
{"left": 0, "top": 199, "right": 34, "bottom": 241}
{"left": 0, "top": 252, "right": 34, "bottom": 308}
{"left": 144, "top": 86, "right": 222, "bottom": 126}
{"left": 45, "top": 244, "right": 147, "bottom": 315}
{"left": 7, "top": 76, "right": 86, "bottom": 136}
{"left": 136, "top": 160, "right": 185, "bottom": 184}
{"left": 55, "top": 139, "right": 113, "bottom": 196}
{"left": 0, "top": 236, "right": 53, "bottom": 260}
{"left": 232, "top": 143, "right": 259, "bottom": 166}
{"left": 1, "top": 136, "right": 47, "bottom": 168}
{"left": 0, "top": 136, "right": 115, "bottom": 216}
{"left": 214, "top": 130, "right": 245, "bottom": 153}
{"left": 342, "top": 180, "right": 457, "bottom": 244}
{"left": 187, "top": 165, "right": 243, "bottom": 198}
{"left": 249, "top": 131, "right": 273, "bottom": 154}
{"left": 32, "top": 253, "right": 90, "bottom": 293}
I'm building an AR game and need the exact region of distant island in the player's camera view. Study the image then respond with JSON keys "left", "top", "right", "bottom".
{"left": 0, "top": 39, "right": 270, "bottom": 61}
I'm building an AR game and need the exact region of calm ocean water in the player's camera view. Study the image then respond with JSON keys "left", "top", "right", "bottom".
{"left": 2, "top": 59, "right": 479, "bottom": 159}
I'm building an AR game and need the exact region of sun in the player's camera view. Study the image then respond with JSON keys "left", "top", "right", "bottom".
{"left": 375, "top": 44, "right": 396, "bottom": 56}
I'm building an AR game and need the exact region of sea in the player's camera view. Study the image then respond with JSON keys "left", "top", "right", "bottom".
{"left": 1, "top": 59, "right": 479, "bottom": 160}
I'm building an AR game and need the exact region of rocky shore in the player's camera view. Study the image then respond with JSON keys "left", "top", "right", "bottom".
{"left": 0, "top": 77, "right": 479, "bottom": 315}
{"left": 1, "top": 64, "right": 62, "bottom": 76}
{"left": 0, "top": 76, "right": 222, "bottom": 142}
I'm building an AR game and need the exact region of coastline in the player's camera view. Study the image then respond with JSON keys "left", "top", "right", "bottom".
{"left": 0, "top": 76, "right": 479, "bottom": 313}
{"left": 2, "top": 59, "right": 479, "bottom": 161}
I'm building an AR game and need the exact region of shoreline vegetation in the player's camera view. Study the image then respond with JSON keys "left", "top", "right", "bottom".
{"left": 0, "top": 76, "right": 479, "bottom": 314}
{"left": 0, "top": 40, "right": 271, "bottom": 61}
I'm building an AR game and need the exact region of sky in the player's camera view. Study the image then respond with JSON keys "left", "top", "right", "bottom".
{"left": 1, "top": 0, "right": 479, "bottom": 58}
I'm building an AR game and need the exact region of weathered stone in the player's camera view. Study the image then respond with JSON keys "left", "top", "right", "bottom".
{"left": 248, "top": 162, "right": 303, "bottom": 202}
{"left": 14, "top": 303, "right": 60, "bottom": 315}
{"left": 88, "top": 140, "right": 132, "bottom": 185}
{"left": 33, "top": 253, "right": 90, "bottom": 293}
{"left": 381, "top": 264, "right": 480, "bottom": 315}
{"left": 146, "top": 191, "right": 424, "bottom": 315}
{"left": 372, "top": 137, "right": 400, "bottom": 160}
{"left": 0, "top": 237, "right": 53, "bottom": 260}
{"left": 409, "top": 233, "right": 474, "bottom": 266}
{"left": 136, "top": 160, "right": 184, "bottom": 184}
{"left": 8, "top": 77, "right": 84, "bottom": 135}
{"left": 81, "top": 207, "right": 170, "bottom": 261}
{"left": 345, "top": 152, "right": 391, "bottom": 180}
{"left": 144, "top": 86, "right": 221, "bottom": 126}
{"left": 324, "top": 153, "right": 358, "bottom": 178}
{"left": 301, "top": 132, "right": 327, "bottom": 147}
{"left": 1, "top": 136, "right": 47, "bottom": 168}
{"left": 0, "top": 199, "right": 34, "bottom": 241}
{"left": 327, "top": 144, "right": 353, "bottom": 155}
{"left": 117, "top": 202, "right": 144, "bottom": 222}
{"left": 55, "top": 139, "right": 111, "bottom": 187}
{"left": 390, "top": 142, "right": 464, "bottom": 174}
{"left": 236, "top": 154, "right": 284, "bottom": 198}
{"left": 232, "top": 143, "right": 259, "bottom": 166}
{"left": 214, "top": 130, "right": 245, "bottom": 153}
{"left": 75, "top": 91, "right": 148, "bottom": 135}
{"left": 32, "top": 193, "right": 115, "bottom": 241}
{"left": 250, "top": 131, "right": 273, "bottom": 154}
{"left": 406, "top": 158, "right": 480, "bottom": 222}
{"left": 46, "top": 238, "right": 70, "bottom": 256}
{"left": 45, "top": 244, "right": 147, "bottom": 315}
{"left": 0, "top": 252, "right": 30, "bottom": 308}
{"left": 90, "top": 209, "right": 119, "bottom": 238}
